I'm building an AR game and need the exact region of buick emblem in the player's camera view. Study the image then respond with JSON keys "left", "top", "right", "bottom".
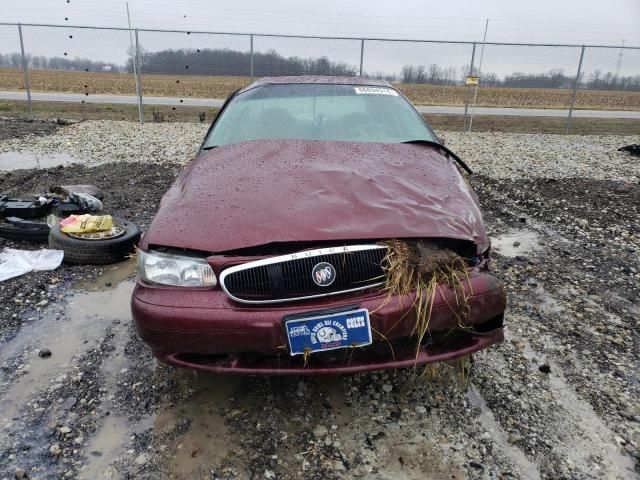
{"left": 312, "top": 262, "right": 336, "bottom": 287}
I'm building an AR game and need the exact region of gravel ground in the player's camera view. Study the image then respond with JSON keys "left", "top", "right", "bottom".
{"left": 0, "top": 120, "right": 639, "bottom": 480}
{"left": 0, "top": 120, "right": 207, "bottom": 166}
{"left": 444, "top": 131, "right": 640, "bottom": 181}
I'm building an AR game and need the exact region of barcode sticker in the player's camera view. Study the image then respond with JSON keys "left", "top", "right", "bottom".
{"left": 354, "top": 86, "right": 398, "bottom": 96}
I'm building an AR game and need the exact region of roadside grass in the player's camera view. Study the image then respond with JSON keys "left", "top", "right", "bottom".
{"left": 425, "top": 114, "right": 640, "bottom": 135}
{"left": 0, "top": 100, "right": 216, "bottom": 123}
{"left": 1, "top": 100, "right": 639, "bottom": 135}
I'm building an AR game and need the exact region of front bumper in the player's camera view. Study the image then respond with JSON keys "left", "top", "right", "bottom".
{"left": 131, "top": 272, "right": 506, "bottom": 375}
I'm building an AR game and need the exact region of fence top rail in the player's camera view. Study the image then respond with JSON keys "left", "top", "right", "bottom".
{"left": 1, "top": 22, "right": 639, "bottom": 50}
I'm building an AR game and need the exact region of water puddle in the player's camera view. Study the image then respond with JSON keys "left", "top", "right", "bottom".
{"left": 156, "top": 374, "right": 241, "bottom": 476}
{"left": 75, "top": 258, "right": 137, "bottom": 291}
{"left": 466, "top": 387, "right": 541, "bottom": 480}
{"left": 79, "top": 410, "right": 153, "bottom": 480}
{"left": 0, "top": 151, "right": 82, "bottom": 171}
{"left": 491, "top": 230, "right": 541, "bottom": 257}
{"left": 0, "top": 260, "right": 135, "bottom": 429}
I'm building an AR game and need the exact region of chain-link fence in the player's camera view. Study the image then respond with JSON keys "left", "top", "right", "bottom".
{"left": 0, "top": 22, "right": 639, "bottom": 134}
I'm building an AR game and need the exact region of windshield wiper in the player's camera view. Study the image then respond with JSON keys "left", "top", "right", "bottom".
{"left": 401, "top": 139, "right": 473, "bottom": 175}
{"left": 201, "top": 145, "right": 218, "bottom": 151}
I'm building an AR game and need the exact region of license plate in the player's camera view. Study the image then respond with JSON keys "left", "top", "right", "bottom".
{"left": 284, "top": 308, "right": 372, "bottom": 356}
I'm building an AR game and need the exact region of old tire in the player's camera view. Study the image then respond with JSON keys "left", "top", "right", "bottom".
{"left": 0, "top": 223, "right": 50, "bottom": 242}
{"left": 48, "top": 217, "right": 141, "bottom": 265}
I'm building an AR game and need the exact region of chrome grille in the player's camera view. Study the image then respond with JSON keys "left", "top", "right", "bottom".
{"left": 220, "top": 245, "right": 387, "bottom": 304}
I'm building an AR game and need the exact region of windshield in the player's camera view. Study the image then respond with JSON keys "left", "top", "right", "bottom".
{"left": 203, "top": 83, "right": 437, "bottom": 148}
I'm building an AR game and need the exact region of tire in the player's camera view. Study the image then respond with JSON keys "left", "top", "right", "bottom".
{"left": 48, "top": 217, "right": 141, "bottom": 265}
{"left": 0, "top": 223, "right": 50, "bottom": 242}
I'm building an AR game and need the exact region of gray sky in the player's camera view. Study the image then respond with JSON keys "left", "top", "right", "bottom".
{"left": 1, "top": 0, "right": 639, "bottom": 78}
{"left": 2, "top": 0, "right": 639, "bottom": 45}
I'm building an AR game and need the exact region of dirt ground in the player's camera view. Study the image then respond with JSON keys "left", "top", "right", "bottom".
{"left": 0, "top": 119, "right": 638, "bottom": 480}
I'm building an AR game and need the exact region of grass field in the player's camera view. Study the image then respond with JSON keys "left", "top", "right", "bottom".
{"left": 2, "top": 99, "right": 640, "bottom": 135}
{"left": 1, "top": 67, "right": 640, "bottom": 111}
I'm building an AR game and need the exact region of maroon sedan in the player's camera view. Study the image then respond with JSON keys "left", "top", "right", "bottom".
{"left": 131, "top": 76, "right": 505, "bottom": 375}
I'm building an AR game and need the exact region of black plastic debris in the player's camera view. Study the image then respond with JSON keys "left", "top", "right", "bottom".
{"left": 618, "top": 144, "right": 640, "bottom": 157}
{"left": 0, "top": 196, "right": 53, "bottom": 219}
{"left": 0, "top": 217, "right": 50, "bottom": 242}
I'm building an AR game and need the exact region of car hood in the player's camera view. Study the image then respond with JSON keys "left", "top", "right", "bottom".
{"left": 142, "top": 140, "right": 488, "bottom": 253}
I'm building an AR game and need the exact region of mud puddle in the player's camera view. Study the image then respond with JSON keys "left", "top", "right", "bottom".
{"left": 0, "top": 151, "right": 82, "bottom": 171}
{"left": 78, "top": 315, "right": 140, "bottom": 480}
{"left": 74, "top": 258, "right": 137, "bottom": 291}
{"left": 80, "top": 414, "right": 154, "bottom": 480}
{"left": 0, "top": 260, "right": 135, "bottom": 430}
{"left": 155, "top": 374, "right": 242, "bottom": 478}
{"left": 83, "top": 342, "right": 245, "bottom": 477}
{"left": 491, "top": 230, "right": 541, "bottom": 257}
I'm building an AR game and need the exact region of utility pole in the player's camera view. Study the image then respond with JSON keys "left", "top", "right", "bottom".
{"left": 566, "top": 45, "right": 586, "bottom": 135}
{"left": 467, "top": 19, "right": 489, "bottom": 133}
{"left": 18, "top": 24, "right": 32, "bottom": 116}
{"left": 126, "top": 2, "right": 143, "bottom": 124}
{"left": 615, "top": 39, "right": 625, "bottom": 77}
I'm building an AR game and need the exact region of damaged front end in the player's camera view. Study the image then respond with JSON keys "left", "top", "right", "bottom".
{"left": 132, "top": 237, "right": 505, "bottom": 375}
{"left": 133, "top": 139, "right": 505, "bottom": 374}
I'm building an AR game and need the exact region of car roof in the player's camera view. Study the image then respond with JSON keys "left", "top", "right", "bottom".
{"left": 238, "top": 75, "right": 394, "bottom": 94}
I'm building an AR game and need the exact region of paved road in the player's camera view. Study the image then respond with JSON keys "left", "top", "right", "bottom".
{"left": 2, "top": 90, "right": 640, "bottom": 119}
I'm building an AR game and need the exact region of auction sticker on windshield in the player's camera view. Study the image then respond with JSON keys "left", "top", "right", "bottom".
{"left": 284, "top": 308, "right": 372, "bottom": 356}
{"left": 354, "top": 86, "right": 399, "bottom": 96}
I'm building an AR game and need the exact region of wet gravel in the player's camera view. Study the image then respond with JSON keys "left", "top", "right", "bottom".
{"left": 0, "top": 120, "right": 207, "bottom": 166}
{"left": 0, "top": 119, "right": 639, "bottom": 479}
{"left": 445, "top": 131, "right": 640, "bottom": 181}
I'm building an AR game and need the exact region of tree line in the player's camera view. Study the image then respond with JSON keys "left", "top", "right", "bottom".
{"left": 126, "top": 47, "right": 357, "bottom": 77}
{"left": 0, "top": 53, "right": 120, "bottom": 72}
{"left": 400, "top": 63, "right": 640, "bottom": 91}
{"left": 1, "top": 49, "right": 638, "bottom": 91}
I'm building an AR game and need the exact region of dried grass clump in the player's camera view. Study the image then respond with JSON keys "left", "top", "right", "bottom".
{"left": 423, "top": 355, "right": 473, "bottom": 387}
{"left": 380, "top": 239, "right": 473, "bottom": 376}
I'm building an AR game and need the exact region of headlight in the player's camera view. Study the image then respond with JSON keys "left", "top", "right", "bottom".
{"left": 138, "top": 250, "right": 216, "bottom": 288}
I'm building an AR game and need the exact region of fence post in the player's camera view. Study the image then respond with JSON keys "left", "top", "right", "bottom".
{"left": 250, "top": 35, "right": 254, "bottom": 81}
{"left": 359, "top": 39, "right": 365, "bottom": 77}
{"left": 566, "top": 45, "right": 585, "bottom": 134}
{"left": 134, "top": 29, "right": 144, "bottom": 124}
{"left": 17, "top": 23, "right": 32, "bottom": 116}
{"left": 462, "top": 42, "right": 477, "bottom": 132}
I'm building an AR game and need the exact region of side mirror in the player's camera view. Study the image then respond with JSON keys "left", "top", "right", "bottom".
{"left": 438, "top": 136, "right": 446, "bottom": 146}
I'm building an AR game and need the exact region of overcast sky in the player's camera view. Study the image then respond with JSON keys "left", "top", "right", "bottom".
{"left": 1, "top": 0, "right": 639, "bottom": 78}
{"left": 2, "top": 0, "right": 639, "bottom": 45}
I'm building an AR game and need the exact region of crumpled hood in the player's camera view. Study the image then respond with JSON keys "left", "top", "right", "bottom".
{"left": 142, "top": 140, "right": 488, "bottom": 253}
